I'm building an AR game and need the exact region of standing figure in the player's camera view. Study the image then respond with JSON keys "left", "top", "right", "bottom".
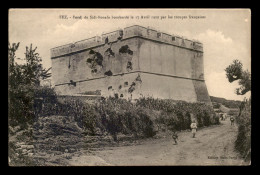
{"left": 172, "top": 131, "right": 178, "bottom": 145}
{"left": 190, "top": 120, "right": 197, "bottom": 138}
{"left": 220, "top": 113, "right": 223, "bottom": 121}
{"left": 230, "top": 116, "right": 235, "bottom": 126}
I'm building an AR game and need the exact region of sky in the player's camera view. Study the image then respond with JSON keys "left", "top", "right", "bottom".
{"left": 9, "top": 9, "right": 251, "bottom": 101}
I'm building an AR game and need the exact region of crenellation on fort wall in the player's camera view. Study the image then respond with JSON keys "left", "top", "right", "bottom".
{"left": 124, "top": 26, "right": 137, "bottom": 37}
{"left": 161, "top": 33, "right": 172, "bottom": 43}
{"left": 51, "top": 25, "right": 203, "bottom": 58}
{"left": 101, "top": 30, "right": 119, "bottom": 43}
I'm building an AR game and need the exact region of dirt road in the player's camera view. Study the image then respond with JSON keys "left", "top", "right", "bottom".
{"left": 68, "top": 120, "right": 249, "bottom": 166}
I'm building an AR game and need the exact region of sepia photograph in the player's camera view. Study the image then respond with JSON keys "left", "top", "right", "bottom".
{"left": 8, "top": 8, "right": 251, "bottom": 166}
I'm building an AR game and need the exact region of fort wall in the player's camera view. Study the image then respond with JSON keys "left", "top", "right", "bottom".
{"left": 51, "top": 25, "right": 211, "bottom": 104}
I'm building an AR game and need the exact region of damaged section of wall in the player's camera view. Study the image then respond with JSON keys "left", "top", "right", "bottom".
{"left": 135, "top": 74, "right": 142, "bottom": 83}
{"left": 128, "top": 74, "right": 142, "bottom": 94}
{"left": 52, "top": 36, "right": 139, "bottom": 89}
{"left": 118, "top": 45, "right": 134, "bottom": 73}
{"left": 126, "top": 61, "right": 133, "bottom": 71}
{"left": 104, "top": 48, "right": 115, "bottom": 58}
{"left": 119, "top": 45, "right": 133, "bottom": 55}
{"left": 104, "top": 70, "right": 113, "bottom": 76}
{"left": 128, "top": 82, "right": 136, "bottom": 93}
{"left": 117, "top": 29, "right": 124, "bottom": 40}
{"left": 86, "top": 50, "right": 103, "bottom": 74}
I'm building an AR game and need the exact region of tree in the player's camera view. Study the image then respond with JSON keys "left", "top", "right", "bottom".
{"left": 8, "top": 42, "right": 52, "bottom": 127}
{"left": 9, "top": 43, "right": 51, "bottom": 87}
{"left": 225, "top": 59, "right": 251, "bottom": 162}
{"left": 23, "top": 44, "right": 51, "bottom": 86}
{"left": 225, "top": 60, "right": 251, "bottom": 95}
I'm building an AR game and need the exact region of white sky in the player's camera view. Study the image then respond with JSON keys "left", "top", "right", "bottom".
{"left": 8, "top": 9, "right": 251, "bottom": 101}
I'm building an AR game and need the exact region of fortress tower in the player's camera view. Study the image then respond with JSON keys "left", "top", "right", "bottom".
{"left": 51, "top": 25, "right": 211, "bottom": 104}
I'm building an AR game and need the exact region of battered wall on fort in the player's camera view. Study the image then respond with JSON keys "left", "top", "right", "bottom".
{"left": 51, "top": 25, "right": 211, "bottom": 104}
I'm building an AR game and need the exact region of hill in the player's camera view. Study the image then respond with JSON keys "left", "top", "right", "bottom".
{"left": 210, "top": 96, "right": 242, "bottom": 109}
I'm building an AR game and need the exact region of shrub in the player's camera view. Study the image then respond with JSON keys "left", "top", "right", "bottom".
{"left": 235, "top": 99, "right": 251, "bottom": 161}
{"left": 136, "top": 97, "right": 217, "bottom": 131}
{"left": 136, "top": 108, "right": 156, "bottom": 137}
{"left": 94, "top": 98, "right": 156, "bottom": 140}
{"left": 213, "top": 115, "right": 220, "bottom": 125}
{"left": 34, "top": 95, "right": 218, "bottom": 141}
{"left": 8, "top": 43, "right": 51, "bottom": 130}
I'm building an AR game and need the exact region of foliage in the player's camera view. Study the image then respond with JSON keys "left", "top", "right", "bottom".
{"left": 235, "top": 99, "right": 251, "bottom": 161}
{"left": 210, "top": 96, "right": 241, "bottom": 108}
{"left": 136, "top": 97, "right": 218, "bottom": 130}
{"left": 212, "top": 102, "right": 221, "bottom": 109}
{"left": 33, "top": 95, "right": 219, "bottom": 143}
{"left": 8, "top": 141, "right": 34, "bottom": 166}
{"left": 35, "top": 97, "right": 157, "bottom": 140}
{"left": 8, "top": 42, "right": 52, "bottom": 128}
{"left": 225, "top": 60, "right": 251, "bottom": 95}
{"left": 225, "top": 60, "right": 251, "bottom": 162}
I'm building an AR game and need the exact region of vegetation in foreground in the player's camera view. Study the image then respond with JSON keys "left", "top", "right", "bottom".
{"left": 225, "top": 59, "right": 251, "bottom": 162}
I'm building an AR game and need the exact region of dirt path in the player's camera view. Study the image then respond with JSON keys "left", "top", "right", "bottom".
{"left": 68, "top": 120, "right": 249, "bottom": 166}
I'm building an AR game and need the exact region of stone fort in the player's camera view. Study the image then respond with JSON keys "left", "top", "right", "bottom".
{"left": 51, "top": 25, "right": 211, "bottom": 104}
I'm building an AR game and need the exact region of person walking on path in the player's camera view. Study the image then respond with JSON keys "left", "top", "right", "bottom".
{"left": 172, "top": 131, "right": 178, "bottom": 145}
{"left": 230, "top": 116, "right": 235, "bottom": 126}
{"left": 190, "top": 120, "right": 197, "bottom": 138}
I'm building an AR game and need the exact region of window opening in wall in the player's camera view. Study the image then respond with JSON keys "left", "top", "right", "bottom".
{"left": 120, "top": 94, "right": 124, "bottom": 98}
{"left": 108, "top": 86, "right": 112, "bottom": 90}
{"left": 147, "top": 29, "right": 150, "bottom": 35}
{"left": 89, "top": 50, "right": 95, "bottom": 54}
{"left": 68, "top": 57, "right": 71, "bottom": 68}
{"left": 118, "top": 30, "right": 124, "bottom": 40}
{"left": 182, "top": 39, "right": 185, "bottom": 46}
{"left": 172, "top": 36, "right": 176, "bottom": 41}
{"left": 105, "top": 37, "right": 109, "bottom": 44}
